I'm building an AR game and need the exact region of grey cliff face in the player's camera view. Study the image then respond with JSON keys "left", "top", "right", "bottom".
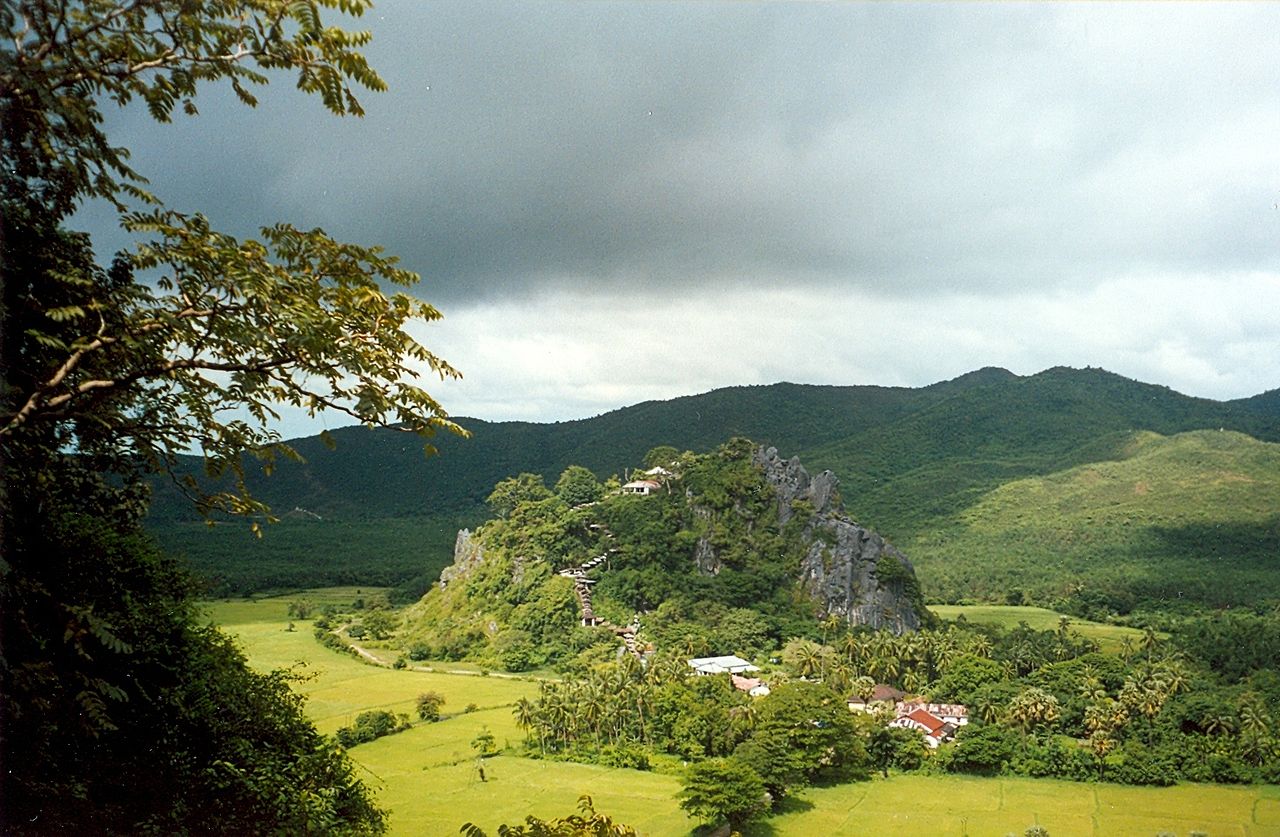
{"left": 754, "top": 446, "right": 924, "bottom": 634}
{"left": 439, "top": 528, "right": 484, "bottom": 587}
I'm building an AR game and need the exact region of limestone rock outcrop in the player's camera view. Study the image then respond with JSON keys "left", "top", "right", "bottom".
{"left": 754, "top": 446, "right": 925, "bottom": 633}
{"left": 438, "top": 528, "right": 484, "bottom": 588}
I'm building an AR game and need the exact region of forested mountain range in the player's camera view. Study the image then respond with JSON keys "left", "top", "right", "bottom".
{"left": 150, "top": 366, "right": 1280, "bottom": 612}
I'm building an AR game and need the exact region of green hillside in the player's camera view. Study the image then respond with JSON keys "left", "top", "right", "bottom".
{"left": 806, "top": 366, "right": 1280, "bottom": 539}
{"left": 905, "top": 430, "right": 1280, "bottom": 613}
{"left": 147, "top": 367, "right": 1280, "bottom": 610}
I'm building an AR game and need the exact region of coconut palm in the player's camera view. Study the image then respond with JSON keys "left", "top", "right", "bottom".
{"left": 1007, "top": 687, "right": 1060, "bottom": 746}
{"left": 1141, "top": 626, "right": 1161, "bottom": 661}
{"left": 513, "top": 697, "right": 539, "bottom": 750}
{"left": 839, "top": 632, "right": 864, "bottom": 667}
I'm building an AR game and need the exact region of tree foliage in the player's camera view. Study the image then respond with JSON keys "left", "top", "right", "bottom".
{"left": 678, "top": 758, "right": 769, "bottom": 832}
{"left": 460, "top": 795, "right": 637, "bottom": 837}
{"left": 2, "top": 0, "right": 464, "bottom": 519}
{"left": 0, "top": 1, "right": 461, "bottom": 832}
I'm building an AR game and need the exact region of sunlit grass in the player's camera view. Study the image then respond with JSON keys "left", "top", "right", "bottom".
{"left": 210, "top": 590, "right": 1280, "bottom": 836}
{"left": 930, "top": 604, "right": 1152, "bottom": 653}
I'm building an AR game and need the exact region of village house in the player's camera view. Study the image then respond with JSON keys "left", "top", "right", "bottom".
{"left": 687, "top": 654, "right": 760, "bottom": 676}
{"left": 621, "top": 479, "right": 662, "bottom": 495}
{"left": 846, "top": 683, "right": 908, "bottom": 712}
{"left": 730, "top": 674, "right": 772, "bottom": 697}
{"left": 889, "top": 707, "right": 957, "bottom": 748}
{"left": 896, "top": 702, "right": 969, "bottom": 727}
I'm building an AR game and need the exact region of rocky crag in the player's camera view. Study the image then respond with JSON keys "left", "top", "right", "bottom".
{"left": 753, "top": 446, "right": 927, "bottom": 633}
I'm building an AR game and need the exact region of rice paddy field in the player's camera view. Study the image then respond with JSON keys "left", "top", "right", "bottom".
{"left": 929, "top": 604, "right": 1155, "bottom": 653}
{"left": 207, "top": 590, "right": 1280, "bottom": 836}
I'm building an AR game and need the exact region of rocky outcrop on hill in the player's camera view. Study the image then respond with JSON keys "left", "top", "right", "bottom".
{"left": 438, "top": 528, "right": 484, "bottom": 588}
{"left": 754, "top": 446, "right": 926, "bottom": 633}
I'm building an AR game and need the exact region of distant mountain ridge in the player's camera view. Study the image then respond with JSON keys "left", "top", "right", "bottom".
{"left": 151, "top": 366, "right": 1276, "bottom": 524}
{"left": 148, "top": 366, "right": 1280, "bottom": 609}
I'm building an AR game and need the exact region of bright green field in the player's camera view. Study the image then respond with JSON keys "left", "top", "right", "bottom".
{"left": 930, "top": 604, "right": 1152, "bottom": 653}
{"left": 209, "top": 591, "right": 1280, "bottom": 836}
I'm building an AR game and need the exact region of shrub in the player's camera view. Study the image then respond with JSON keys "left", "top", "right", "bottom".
{"left": 335, "top": 710, "right": 410, "bottom": 749}
{"left": 416, "top": 691, "right": 446, "bottom": 722}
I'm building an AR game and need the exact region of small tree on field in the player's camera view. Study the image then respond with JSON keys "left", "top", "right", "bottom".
{"left": 678, "top": 757, "right": 769, "bottom": 832}
{"left": 416, "top": 691, "right": 445, "bottom": 722}
{"left": 361, "top": 609, "right": 397, "bottom": 640}
{"left": 471, "top": 726, "right": 497, "bottom": 756}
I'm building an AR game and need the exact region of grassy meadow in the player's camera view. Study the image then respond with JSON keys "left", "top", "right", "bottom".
{"left": 929, "top": 604, "right": 1154, "bottom": 653}
{"left": 209, "top": 591, "right": 1280, "bottom": 836}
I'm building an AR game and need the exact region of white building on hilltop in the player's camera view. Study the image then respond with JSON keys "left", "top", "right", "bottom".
{"left": 687, "top": 655, "right": 760, "bottom": 675}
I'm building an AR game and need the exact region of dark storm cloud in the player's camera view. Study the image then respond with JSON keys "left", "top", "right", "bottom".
{"left": 75, "top": 2, "right": 1280, "bottom": 426}
{"left": 87, "top": 1, "right": 1279, "bottom": 305}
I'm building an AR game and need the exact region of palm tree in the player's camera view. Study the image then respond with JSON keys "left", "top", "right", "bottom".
{"left": 969, "top": 634, "right": 994, "bottom": 659}
{"left": 1144, "top": 625, "right": 1165, "bottom": 655}
{"left": 1007, "top": 687, "right": 1060, "bottom": 748}
{"left": 513, "top": 697, "right": 539, "bottom": 751}
{"left": 794, "top": 641, "right": 824, "bottom": 679}
{"left": 839, "top": 632, "right": 864, "bottom": 668}
{"left": 1203, "top": 713, "right": 1235, "bottom": 737}
{"left": 872, "top": 652, "right": 901, "bottom": 684}
{"left": 827, "top": 660, "right": 855, "bottom": 696}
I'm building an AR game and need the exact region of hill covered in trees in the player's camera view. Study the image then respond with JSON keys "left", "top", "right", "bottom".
{"left": 149, "top": 367, "right": 1280, "bottom": 613}
{"left": 400, "top": 439, "right": 931, "bottom": 672}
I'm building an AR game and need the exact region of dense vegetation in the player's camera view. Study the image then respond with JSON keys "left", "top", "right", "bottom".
{"left": 212, "top": 592, "right": 1280, "bottom": 836}
{"left": 381, "top": 442, "right": 1280, "bottom": 831}
{"left": 1, "top": 1, "right": 458, "bottom": 832}
{"left": 149, "top": 367, "right": 1280, "bottom": 617}
{"left": 400, "top": 440, "right": 877, "bottom": 673}
{"left": 492, "top": 611, "right": 1280, "bottom": 831}
{"left": 906, "top": 429, "right": 1280, "bottom": 615}
{"left": 153, "top": 515, "right": 470, "bottom": 602}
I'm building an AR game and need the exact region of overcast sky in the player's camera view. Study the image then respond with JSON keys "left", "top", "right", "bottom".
{"left": 79, "top": 1, "right": 1280, "bottom": 434}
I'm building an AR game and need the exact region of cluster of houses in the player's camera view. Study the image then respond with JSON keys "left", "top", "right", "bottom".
{"left": 847, "top": 685, "right": 969, "bottom": 747}
{"left": 687, "top": 656, "right": 967, "bottom": 748}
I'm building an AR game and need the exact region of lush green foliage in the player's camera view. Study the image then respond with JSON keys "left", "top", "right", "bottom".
{"left": 401, "top": 444, "right": 847, "bottom": 671}
{"left": 678, "top": 758, "right": 769, "bottom": 831}
{"left": 0, "top": 1, "right": 462, "bottom": 831}
{"left": 2, "top": 0, "right": 463, "bottom": 520}
{"left": 335, "top": 710, "right": 412, "bottom": 749}
{"left": 147, "top": 367, "right": 1278, "bottom": 613}
{"left": 1, "top": 496, "right": 385, "bottom": 833}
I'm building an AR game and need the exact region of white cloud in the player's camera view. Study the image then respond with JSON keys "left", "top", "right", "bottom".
{"left": 398, "top": 270, "right": 1280, "bottom": 427}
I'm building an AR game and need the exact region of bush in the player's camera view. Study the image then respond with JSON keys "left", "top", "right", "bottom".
{"left": 334, "top": 710, "right": 411, "bottom": 749}
{"left": 597, "top": 744, "right": 651, "bottom": 771}
{"left": 416, "top": 691, "right": 446, "bottom": 722}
